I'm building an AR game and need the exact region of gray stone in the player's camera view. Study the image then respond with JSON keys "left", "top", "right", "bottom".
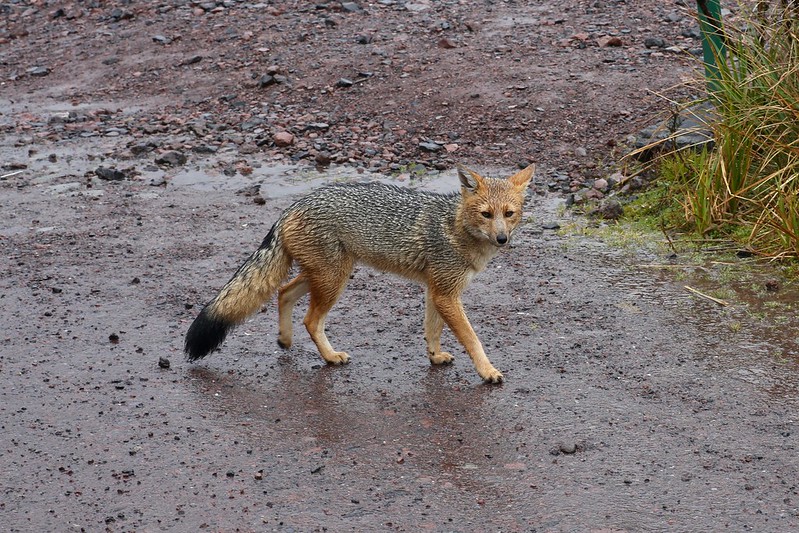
{"left": 95, "top": 167, "right": 127, "bottom": 181}
{"left": 418, "top": 141, "right": 442, "bottom": 152}
{"left": 154, "top": 151, "right": 187, "bottom": 166}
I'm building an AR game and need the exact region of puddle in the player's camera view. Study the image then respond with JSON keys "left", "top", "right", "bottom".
{"left": 559, "top": 227, "right": 799, "bottom": 405}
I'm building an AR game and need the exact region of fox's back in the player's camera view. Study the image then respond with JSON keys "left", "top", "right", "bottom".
{"left": 283, "top": 182, "right": 458, "bottom": 276}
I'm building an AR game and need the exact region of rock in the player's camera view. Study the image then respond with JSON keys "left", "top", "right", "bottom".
{"left": 155, "top": 151, "right": 187, "bottom": 166}
{"left": 644, "top": 37, "right": 666, "bottom": 48}
{"left": 765, "top": 280, "right": 780, "bottom": 292}
{"left": 559, "top": 442, "right": 577, "bottom": 454}
{"left": 273, "top": 131, "right": 295, "bottom": 147}
{"left": 607, "top": 172, "right": 624, "bottom": 188}
{"left": 341, "top": 1, "right": 362, "bottom": 12}
{"left": 405, "top": 2, "right": 431, "bottom": 12}
{"left": 591, "top": 199, "right": 624, "bottom": 220}
{"left": 28, "top": 66, "right": 51, "bottom": 77}
{"left": 598, "top": 36, "right": 623, "bottom": 47}
{"left": 438, "top": 37, "right": 457, "bottom": 49}
{"left": 682, "top": 27, "right": 702, "bottom": 39}
{"left": 110, "top": 8, "right": 134, "bottom": 21}
{"left": 258, "top": 74, "right": 277, "bottom": 88}
{"left": 152, "top": 35, "right": 171, "bottom": 44}
{"left": 337, "top": 78, "right": 354, "bottom": 88}
{"left": 593, "top": 178, "right": 608, "bottom": 191}
{"left": 574, "top": 187, "right": 604, "bottom": 203}
{"left": 419, "top": 141, "right": 442, "bottom": 152}
{"left": 192, "top": 145, "right": 218, "bottom": 154}
{"left": 158, "top": 357, "right": 170, "bottom": 369}
{"left": 574, "top": 146, "right": 587, "bottom": 157}
{"left": 95, "top": 167, "right": 127, "bottom": 181}
{"left": 305, "top": 122, "right": 330, "bottom": 131}
{"left": 239, "top": 143, "right": 259, "bottom": 154}
{"left": 665, "top": 11, "right": 683, "bottom": 23}
{"left": 315, "top": 151, "right": 332, "bottom": 166}
{"left": 542, "top": 221, "right": 561, "bottom": 230}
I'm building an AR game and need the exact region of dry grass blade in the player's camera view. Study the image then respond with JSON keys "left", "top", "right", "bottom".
{"left": 684, "top": 285, "right": 730, "bottom": 306}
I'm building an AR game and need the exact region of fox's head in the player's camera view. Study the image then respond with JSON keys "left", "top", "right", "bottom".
{"left": 457, "top": 164, "right": 535, "bottom": 247}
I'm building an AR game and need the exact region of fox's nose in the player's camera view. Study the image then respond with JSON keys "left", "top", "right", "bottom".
{"left": 496, "top": 234, "right": 508, "bottom": 245}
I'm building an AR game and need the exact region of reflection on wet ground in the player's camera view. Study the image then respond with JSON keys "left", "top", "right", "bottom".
{"left": 3, "top": 162, "right": 798, "bottom": 531}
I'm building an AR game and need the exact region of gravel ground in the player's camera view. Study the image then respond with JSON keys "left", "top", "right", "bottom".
{"left": 2, "top": 1, "right": 798, "bottom": 532}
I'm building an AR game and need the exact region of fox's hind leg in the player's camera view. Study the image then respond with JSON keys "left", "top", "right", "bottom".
{"left": 302, "top": 261, "right": 354, "bottom": 365}
{"left": 277, "top": 274, "right": 309, "bottom": 349}
{"left": 424, "top": 288, "right": 454, "bottom": 365}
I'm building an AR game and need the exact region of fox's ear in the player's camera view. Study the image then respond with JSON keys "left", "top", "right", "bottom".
{"left": 508, "top": 164, "right": 535, "bottom": 190}
{"left": 457, "top": 165, "right": 484, "bottom": 194}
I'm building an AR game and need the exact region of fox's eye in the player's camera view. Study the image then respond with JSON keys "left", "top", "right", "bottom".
{"left": 481, "top": 211, "right": 492, "bottom": 219}
{"left": 504, "top": 210, "right": 515, "bottom": 218}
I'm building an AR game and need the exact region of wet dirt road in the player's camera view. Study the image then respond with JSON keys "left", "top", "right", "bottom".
{"left": 2, "top": 167, "right": 798, "bottom": 532}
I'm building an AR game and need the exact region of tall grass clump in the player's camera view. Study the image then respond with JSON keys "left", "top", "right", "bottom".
{"left": 652, "top": 3, "right": 799, "bottom": 258}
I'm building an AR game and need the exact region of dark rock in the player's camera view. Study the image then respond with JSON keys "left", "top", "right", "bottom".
{"left": 315, "top": 151, "right": 332, "bottom": 166}
{"left": 131, "top": 141, "right": 159, "bottom": 155}
{"left": 28, "top": 66, "right": 51, "bottom": 77}
{"left": 591, "top": 199, "right": 624, "bottom": 220}
{"left": 258, "top": 74, "right": 277, "bottom": 88}
{"left": 337, "top": 78, "right": 354, "bottom": 88}
{"left": 192, "top": 145, "right": 218, "bottom": 154}
{"left": 644, "top": 37, "right": 666, "bottom": 48}
{"left": 158, "top": 357, "right": 170, "bottom": 369}
{"left": 682, "top": 27, "right": 702, "bottom": 39}
{"left": 152, "top": 35, "right": 171, "bottom": 45}
{"left": 110, "top": 8, "right": 134, "bottom": 21}
{"left": 95, "top": 166, "right": 128, "bottom": 181}
{"left": 155, "top": 151, "right": 187, "bottom": 166}
{"left": 418, "top": 141, "right": 443, "bottom": 152}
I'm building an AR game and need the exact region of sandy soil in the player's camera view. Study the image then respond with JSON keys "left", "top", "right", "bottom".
{"left": 2, "top": 1, "right": 798, "bottom": 531}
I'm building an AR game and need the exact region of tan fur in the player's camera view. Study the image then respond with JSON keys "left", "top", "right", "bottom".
{"left": 186, "top": 164, "right": 535, "bottom": 383}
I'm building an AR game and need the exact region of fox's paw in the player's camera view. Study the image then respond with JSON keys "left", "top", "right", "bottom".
{"left": 276, "top": 335, "right": 292, "bottom": 350}
{"left": 323, "top": 351, "right": 351, "bottom": 365}
{"left": 479, "top": 366, "right": 504, "bottom": 384}
{"left": 429, "top": 351, "right": 454, "bottom": 365}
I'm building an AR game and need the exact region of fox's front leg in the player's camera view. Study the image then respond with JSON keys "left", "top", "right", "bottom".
{"left": 429, "top": 289, "right": 504, "bottom": 383}
{"left": 424, "top": 288, "right": 454, "bottom": 365}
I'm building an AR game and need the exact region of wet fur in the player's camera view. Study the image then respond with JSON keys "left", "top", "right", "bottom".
{"left": 184, "top": 164, "right": 535, "bottom": 383}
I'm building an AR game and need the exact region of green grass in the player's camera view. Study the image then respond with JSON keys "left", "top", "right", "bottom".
{"left": 629, "top": 4, "right": 799, "bottom": 260}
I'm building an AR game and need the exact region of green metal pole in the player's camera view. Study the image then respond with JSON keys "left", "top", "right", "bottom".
{"left": 697, "top": 0, "right": 726, "bottom": 94}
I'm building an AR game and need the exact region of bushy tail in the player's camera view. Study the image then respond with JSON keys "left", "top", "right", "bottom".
{"left": 184, "top": 223, "right": 292, "bottom": 361}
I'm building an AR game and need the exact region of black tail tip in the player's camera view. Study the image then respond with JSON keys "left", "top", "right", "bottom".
{"left": 184, "top": 307, "right": 232, "bottom": 362}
